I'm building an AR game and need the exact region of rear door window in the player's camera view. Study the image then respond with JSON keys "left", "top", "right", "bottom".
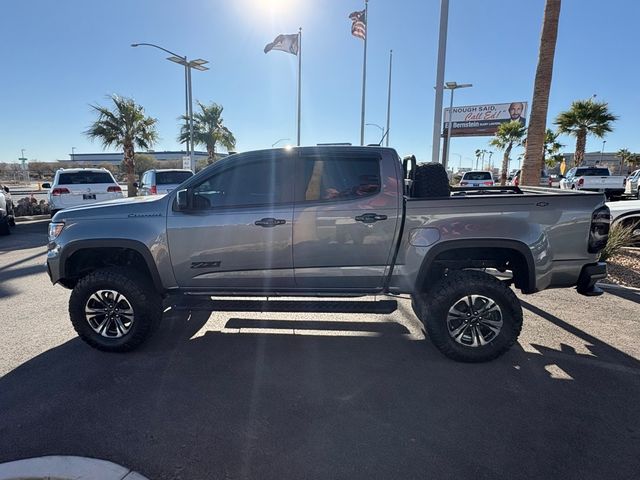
{"left": 463, "top": 172, "right": 492, "bottom": 181}
{"left": 298, "top": 156, "right": 380, "bottom": 202}
{"left": 156, "top": 171, "right": 193, "bottom": 185}
{"left": 577, "top": 168, "right": 610, "bottom": 176}
{"left": 57, "top": 172, "right": 114, "bottom": 184}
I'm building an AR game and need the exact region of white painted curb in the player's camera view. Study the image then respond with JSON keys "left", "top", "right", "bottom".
{"left": 598, "top": 282, "right": 640, "bottom": 293}
{"left": 0, "top": 456, "right": 149, "bottom": 480}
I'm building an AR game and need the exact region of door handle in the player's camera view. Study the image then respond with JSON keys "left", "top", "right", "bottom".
{"left": 355, "top": 213, "right": 388, "bottom": 224}
{"left": 255, "top": 217, "right": 286, "bottom": 227}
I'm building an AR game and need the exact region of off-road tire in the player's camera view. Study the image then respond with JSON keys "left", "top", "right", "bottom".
{"left": 0, "top": 216, "right": 11, "bottom": 236}
{"left": 69, "top": 267, "right": 162, "bottom": 352}
{"left": 412, "top": 162, "right": 451, "bottom": 198}
{"left": 414, "top": 270, "right": 523, "bottom": 362}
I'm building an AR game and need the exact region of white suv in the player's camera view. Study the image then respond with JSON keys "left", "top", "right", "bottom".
{"left": 45, "top": 168, "right": 124, "bottom": 216}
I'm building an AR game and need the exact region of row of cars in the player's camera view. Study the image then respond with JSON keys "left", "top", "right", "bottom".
{"left": 43, "top": 167, "right": 194, "bottom": 216}
{"left": 461, "top": 166, "right": 640, "bottom": 201}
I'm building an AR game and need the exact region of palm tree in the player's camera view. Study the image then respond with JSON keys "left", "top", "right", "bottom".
{"left": 179, "top": 102, "right": 236, "bottom": 164}
{"left": 542, "top": 129, "right": 564, "bottom": 167}
{"left": 86, "top": 95, "right": 158, "bottom": 197}
{"left": 554, "top": 99, "right": 618, "bottom": 167}
{"left": 616, "top": 148, "right": 635, "bottom": 173}
{"left": 520, "top": 0, "right": 562, "bottom": 186}
{"left": 490, "top": 121, "right": 527, "bottom": 185}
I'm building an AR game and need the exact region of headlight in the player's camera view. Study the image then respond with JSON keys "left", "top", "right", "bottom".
{"left": 48, "top": 222, "right": 65, "bottom": 241}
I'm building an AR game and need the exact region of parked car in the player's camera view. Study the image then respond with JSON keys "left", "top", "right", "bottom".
{"left": 47, "top": 146, "right": 609, "bottom": 363}
{"left": 623, "top": 169, "right": 640, "bottom": 199}
{"left": 137, "top": 169, "right": 194, "bottom": 196}
{"left": 559, "top": 166, "right": 626, "bottom": 200}
{"left": 43, "top": 168, "right": 124, "bottom": 217}
{"left": 0, "top": 184, "right": 16, "bottom": 235}
{"left": 607, "top": 198, "right": 640, "bottom": 245}
{"left": 508, "top": 169, "right": 552, "bottom": 187}
{"left": 459, "top": 171, "right": 494, "bottom": 187}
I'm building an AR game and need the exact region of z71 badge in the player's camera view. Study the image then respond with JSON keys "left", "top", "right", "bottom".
{"left": 190, "top": 261, "right": 221, "bottom": 269}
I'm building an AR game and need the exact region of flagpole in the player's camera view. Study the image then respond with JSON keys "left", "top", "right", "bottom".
{"left": 297, "top": 28, "right": 302, "bottom": 146}
{"left": 431, "top": 0, "right": 449, "bottom": 163}
{"left": 359, "top": 0, "right": 368, "bottom": 146}
{"left": 385, "top": 49, "right": 393, "bottom": 147}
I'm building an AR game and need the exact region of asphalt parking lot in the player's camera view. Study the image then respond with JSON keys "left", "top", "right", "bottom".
{"left": 1, "top": 220, "right": 639, "bottom": 480}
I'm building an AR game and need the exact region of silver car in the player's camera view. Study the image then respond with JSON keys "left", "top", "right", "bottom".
{"left": 137, "top": 169, "right": 194, "bottom": 196}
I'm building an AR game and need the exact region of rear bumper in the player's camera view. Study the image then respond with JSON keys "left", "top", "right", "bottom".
{"left": 576, "top": 262, "right": 607, "bottom": 296}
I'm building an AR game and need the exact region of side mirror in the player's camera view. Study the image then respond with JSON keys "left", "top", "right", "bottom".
{"left": 176, "top": 188, "right": 190, "bottom": 211}
{"left": 133, "top": 182, "right": 139, "bottom": 188}
{"left": 3, "top": 186, "right": 9, "bottom": 193}
{"left": 41, "top": 183, "right": 51, "bottom": 189}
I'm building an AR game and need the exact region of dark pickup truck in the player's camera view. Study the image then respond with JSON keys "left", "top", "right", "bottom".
{"left": 47, "top": 146, "right": 610, "bottom": 362}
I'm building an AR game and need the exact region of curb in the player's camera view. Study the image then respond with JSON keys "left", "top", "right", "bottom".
{"left": 14, "top": 215, "right": 50, "bottom": 222}
{"left": 0, "top": 456, "right": 148, "bottom": 480}
{"left": 597, "top": 282, "right": 640, "bottom": 293}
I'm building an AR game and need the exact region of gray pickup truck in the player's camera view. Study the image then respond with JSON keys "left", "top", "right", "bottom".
{"left": 46, "top": 146, "right": 610, "bottom": 362}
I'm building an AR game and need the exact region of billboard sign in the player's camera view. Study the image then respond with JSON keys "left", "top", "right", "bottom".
{"left": 443, "top": 101, "right": 528, "bottom": 137}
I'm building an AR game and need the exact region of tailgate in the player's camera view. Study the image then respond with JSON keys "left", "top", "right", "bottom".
{"left": 59, "top": 184, "right": 120, "bottom": 206}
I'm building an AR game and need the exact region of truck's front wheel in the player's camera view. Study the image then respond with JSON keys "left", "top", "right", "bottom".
{"left": 69, "top": 267, "right": 162, "bottom": 352}
{"left": 414, "top": 270, "right": 523, "bottom": 362}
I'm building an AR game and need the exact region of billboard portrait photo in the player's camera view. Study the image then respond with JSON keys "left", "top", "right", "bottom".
{"left": 443, "top": 101, "right": 528, "bottom": 137}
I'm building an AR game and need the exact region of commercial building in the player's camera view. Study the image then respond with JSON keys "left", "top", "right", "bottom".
{"left": 560, "top": 152, "right": 626, "bottom": 174}
{"left": 59, "top": 150, "right": 225, "bottom": 166}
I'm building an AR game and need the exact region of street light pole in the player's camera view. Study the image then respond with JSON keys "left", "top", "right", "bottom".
{"left": 71, "top": 147, "right": 76, "bottom": 162}
{"left": 600, "top": 140, "right": 606, "bottom": 163}
{"left": 365, "top": 123, "right": 385, "bottom": 144}
{"left": 272, "top": 138, "right": 291, "bottom": 147}
{"left": 131, "top": 43, "right": 209, "bottom": 172}
{"left": 442, "top": 81, "right": 472, "bottom": 171}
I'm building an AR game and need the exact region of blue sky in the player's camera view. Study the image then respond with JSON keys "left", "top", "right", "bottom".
{"left": 1, "top": 0, "right": 638, "bottom": 170}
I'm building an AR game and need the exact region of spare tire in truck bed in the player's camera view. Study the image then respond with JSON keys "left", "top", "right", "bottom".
{"left": 411, "top": 162, "right": 451, "bottom": 198}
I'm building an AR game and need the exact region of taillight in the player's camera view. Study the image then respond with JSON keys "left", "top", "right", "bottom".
{"left": 150, "top": 185, "right": 158, "bottom": 194}
{"left": 588, "top": 206, "right": 611, "bottom": 254}
{"left": 548, "top": 178, "right": 552, "bottom": 187}
{"left": 514, "top": 177, "right": 519, "bottom": 186}
{"left": 51, "top": 188, "right": 70, "bottom": 196}
{"left": 577, "top": 178, "right": 584, "bottom": 187}
{"left": 107, "top": 186, "right": 122, "bottom": 193}
{"left": 483, "top": 181, "right": 493, "bottom": 186}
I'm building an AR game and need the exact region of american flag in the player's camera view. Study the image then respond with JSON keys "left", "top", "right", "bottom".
{"left": 349, "top": 9, "right": 366, "bottom": 40}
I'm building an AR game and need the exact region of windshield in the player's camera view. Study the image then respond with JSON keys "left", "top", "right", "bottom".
{"left": 463, "top": 172, "right": 492, "bottom": 181}
{"left": 156, "top": 171, "right": 193, "bottom": 185}
{"left": 57, "top": 172, "right": 114, "bottom": 184}
{"left": 577, "top": 168, "right": 610, "bottom": 176}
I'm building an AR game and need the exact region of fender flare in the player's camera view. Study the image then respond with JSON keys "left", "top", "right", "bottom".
{"left": 415, "top": 239, "right": 537, "bottom": 294}
{"left": 60, "top": 239, "right": 165, "bottom": 293}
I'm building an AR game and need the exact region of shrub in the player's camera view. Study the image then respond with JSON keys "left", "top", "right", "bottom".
{"left": 599, "top": 221, "right": 637, "bottom": 262}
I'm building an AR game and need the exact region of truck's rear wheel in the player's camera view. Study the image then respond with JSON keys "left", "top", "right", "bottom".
{"left": 69, "top": 267, "right": 162, "bottom": 352}
{"left": 414, "top": 270, "right": 523, "bottom": 362}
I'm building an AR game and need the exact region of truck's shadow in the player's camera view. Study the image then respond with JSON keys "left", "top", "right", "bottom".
{"left": 1, "top": 304, "right": 639, "bottom": 480}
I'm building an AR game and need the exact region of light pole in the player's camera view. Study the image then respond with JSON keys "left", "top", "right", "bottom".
{"left": 451, "top": 153, "right": 462, "bottom": 171}
{"left": 272, "top": 138, "right": 291, "bottom": 148}
{"left": 600, "top": 140, "right": 606, "bottom": 163}
{"left": 443, "top": 81, "right": 472, "bottom": 170}
{"left": 365, "top": 123, "right": 385, "bottom": 144}
{"left": 131, "top": 43, "right": 209, "bottom": 172}
{"left": 71, "top": 147, "right": 76, "bottom": 162}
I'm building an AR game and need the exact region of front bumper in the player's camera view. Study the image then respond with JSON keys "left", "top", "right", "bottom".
{"left": 576, "top": 262, "right": 607, "bottom": 296}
